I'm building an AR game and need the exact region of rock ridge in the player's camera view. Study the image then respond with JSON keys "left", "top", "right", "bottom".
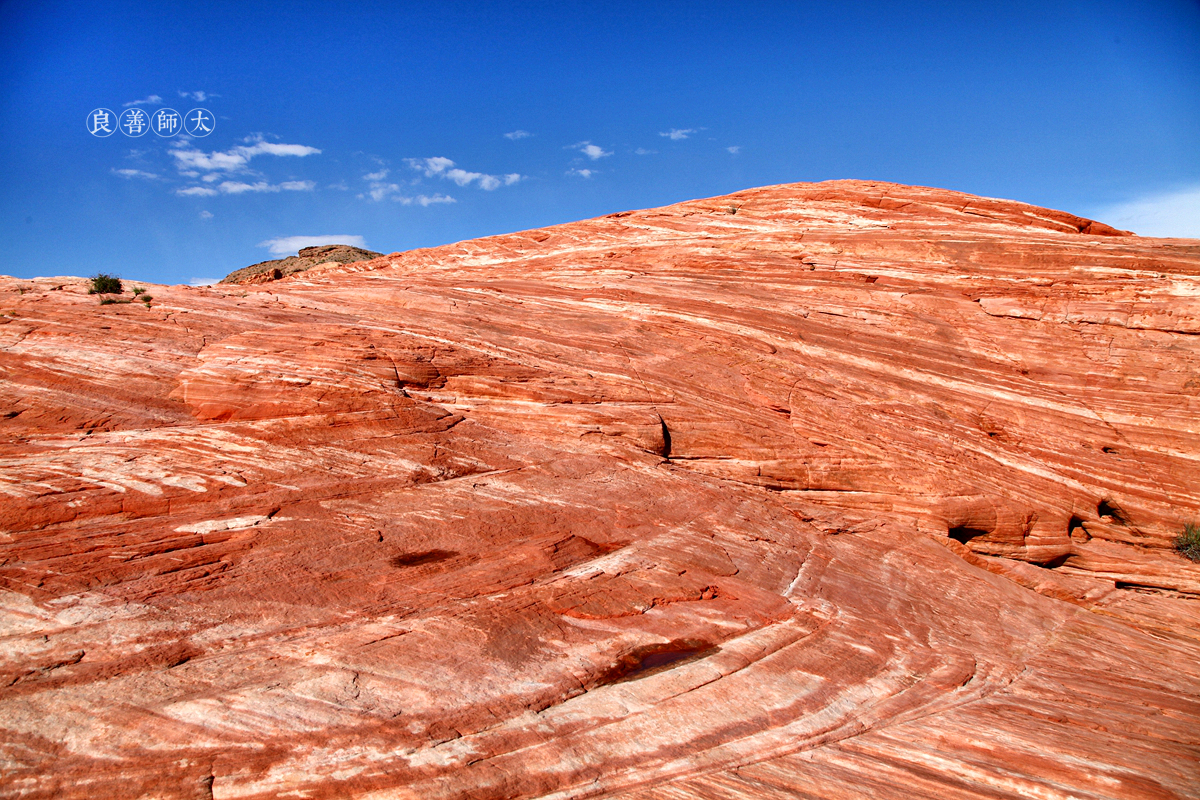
{"left": 220, "top": 243, "right": 384, "bottom": 284}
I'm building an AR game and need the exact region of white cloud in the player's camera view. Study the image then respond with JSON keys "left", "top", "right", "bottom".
{"left": 367, "top": 182, "right": 405, "bottom": 201}
{"left": 176, "top": 180, "right": 314, "bottom": 196}
{"left": 1089, "top": 185, "right": 1200, "bottom": 238}
{"left": 415, "top": 194, "right": 456, "bottom": 206}
{"left": 634, "top": 148, "right": 657, "bottom": 156}
{"left": 199, "top": 210, "right": 213, "bottom": 220}
{"left": 363, "top": 169, "right": 389, "bottom": 181}
{"left": 218, "top": 181, "right": 270, "bottom": 194}
{"left": 504, "top": 130, "right": 531, "bottom": 140}
{"left": 123, "top": 95, "right": 163, "bottom": 107}
{"left": 179, "top": 90, "right": 217, "bottom": 102}
{"left": 112, "top": 168, "right": 159, "bottom": 180}
{"left": 573, "top": 141, "right": 612, "bottom": 160}
{"left": 567, "top": 168, "right": 596, "bottom": 178}
{"left": 239, "top": 140, "right": 322, "bottom": 158}
{"left": 169, "top": 135, "right": 321, "bottom": 174}
{"left": 447, "top": 168, "right": 490, "bottom": 187}
{"left": 727, "top": 145, "right": 741, "bottom": 154}
{"left": 659, "top": 128, "right": 695, "bottom": 141}
{"left": 258, "top": 235, "right": 367, "bottom": 257}
{"left": 188, "top": 277, "right": 220, "bottom": 286}
{"left": 408, "top": 156, "right": 455, "bottom": 177}
{"left": 404, "top": 157, "right": 522, "bottom": 191}
{"left": 216, "top": 180, "right": 314, "bottom": 194}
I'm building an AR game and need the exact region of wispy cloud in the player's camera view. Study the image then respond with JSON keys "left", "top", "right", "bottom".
{"left": 189, "top": 277, "right": 220, "bottom": 286}
{"left": 123, "top": 95, "right": 163, "bottom": 107}
{"left": 258, "top": 235, "right": 367, "bottom": 257}
{"left": 572, "top": 141, "right": 612, "bottom": 160}
{"left": 364, "top": 182, "right": 405, "bottom": 202}
{"left": 170, "top": 135, "right": 321, "bottom": 174}
{"left": 199, "top": 210, "right": 213, "bottom": 220}
{"left": 657, "top": 128, "right": 700, "bottom": 140}
{"left": 727, "top": 145, "right": 741, "bottom": 154}
{"left": 567, "top": 168, "right": 596, "bottom": 178}
{"left": 219, "top": 180, "right": 314, "bottom": 194}
{"left": 504, "top": 130, "right": 531, "bottom": 140}
{"left": 634, "top": 148, "right": 657, "bottom": 156}
{"left": 404, "top": 157, "right": 522, "bottom": 190}
{"left": 409, "top": 156, "right": 455, "bottom": 177}
{"left": 112, "top": 168, "right": 159, "bottom": 180}
{"left": 178, "top": 90, "right": 217, "bottom": 102}
{"left": 659, "top": 128, "right": 695, "bottom": 141}
{"left": 175, "top": 180, "right": 315, "bottom": 197}
{"left": 363, "top": 169, "right": 389, "bottom": 181}
{"left": 359, "top": 177, "right": 457, "bottom": 206}
{"left": 1089, "top": 185, "right": 1200, "bottom": 238}
{"left": 414, "top": 194, "right": 456, "bottom": 206}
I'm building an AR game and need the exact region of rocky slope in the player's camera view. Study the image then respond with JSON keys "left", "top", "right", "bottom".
{"left": 1, "top": 180, "right": 1198, "bottom": 799}
{"left": 220, "top": 244, "right": 383, "bottom": 284}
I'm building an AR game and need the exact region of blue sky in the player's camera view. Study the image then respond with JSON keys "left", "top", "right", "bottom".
{"left": 1, "top": 0, "right": 1198, "bottom": 285}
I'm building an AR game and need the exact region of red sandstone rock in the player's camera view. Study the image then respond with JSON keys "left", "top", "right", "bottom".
{"left": 0, "top": 180, "right": 1197, "bottom": 799}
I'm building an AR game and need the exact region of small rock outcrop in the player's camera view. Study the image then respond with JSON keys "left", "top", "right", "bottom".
{"left": 0, "top": 180, "right": 1197, "bottom": 799}
{"left": 220, "top": 243, "right": 384, "bottom": 284}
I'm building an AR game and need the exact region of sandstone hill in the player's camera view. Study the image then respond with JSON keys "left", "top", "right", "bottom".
{"left": 1, "top": 180, "right": 1198, "bottom": 799}
{"left": 220, "top": 243, "right": 383, "bottom": 284}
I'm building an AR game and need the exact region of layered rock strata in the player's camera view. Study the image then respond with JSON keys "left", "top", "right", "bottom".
{"left": 1, "top": 180, "right": 1197, "bottom": 799}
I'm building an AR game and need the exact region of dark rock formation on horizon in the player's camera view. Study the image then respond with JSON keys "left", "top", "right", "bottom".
{"left": 220, "top": 243, "right": 384, "bottom": 284}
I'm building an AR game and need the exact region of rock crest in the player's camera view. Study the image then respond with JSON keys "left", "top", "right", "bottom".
{"left": 221, "top": 244, "right": 384, "bottom": 284}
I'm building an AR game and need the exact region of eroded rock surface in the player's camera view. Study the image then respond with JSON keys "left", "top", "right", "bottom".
{"left": 1, "top": 180, "right": 1197, "bottom": 799}
{"left": 221, "top": 244, "right": 384, "bottom": 285}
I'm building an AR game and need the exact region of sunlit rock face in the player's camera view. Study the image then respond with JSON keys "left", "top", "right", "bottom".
{"left": 1, "top": 180, "right": 1198, "bottom": 800}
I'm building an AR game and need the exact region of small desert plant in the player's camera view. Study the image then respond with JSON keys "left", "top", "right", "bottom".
{"left": 132, "top": 287, "right": 145, "bottom": 296}
{"left": 88, "top": 274, "right": 122, "bottom": 295}
{"left": 1176, "top": 522, "right": 1200, "bottom": 563}
{"left": 140, "top": 295, "right": 153, "bottom": 304}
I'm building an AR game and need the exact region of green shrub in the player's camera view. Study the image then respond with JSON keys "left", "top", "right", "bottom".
{"left": 132, "top": 287, "right": 145, "bottom": 296}
{"left": 140, "top": 295, "right": 153, "bottom": 304}
{"left": 1177, "top": 522, "right": 1200, "bottom": 562}
{"left": 88, "top": 274, "right": 122, "bottom": 295}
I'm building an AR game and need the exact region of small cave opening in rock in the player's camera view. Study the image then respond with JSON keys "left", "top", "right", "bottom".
{"left": 948, "top": 526, "right": 990, "bottom": 545}
{"left": 1097, "top": 499, "right": 1126, "bottom": 524}
{"left": 1068, "top": 516, "right": 1090, "bottom": 542}
{"left": 390, "top": 549, "right": 457, "bottom": 568}
{"left": 592, "top": 639, "right": 715, "bottom": 687}
{"left": 1041, "top": 553, "right": 1071, "bottom": 569}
